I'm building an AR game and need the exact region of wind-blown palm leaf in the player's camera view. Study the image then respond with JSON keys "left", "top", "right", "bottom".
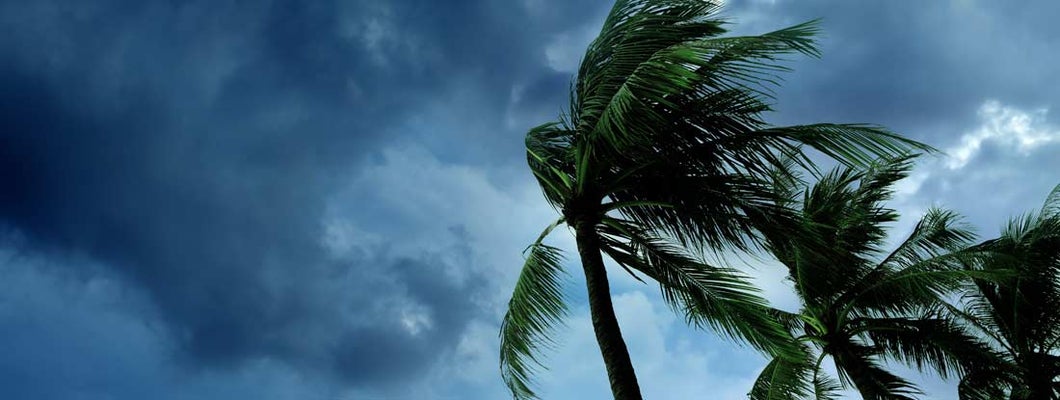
{"left": 812, "top": 370, "right": 844, "bottom": 400}
{"left": 958, "top": 366, "right": 1014, "bottom": 400}
{"left": 597, "top": 217, "right": 801, "bottom": 360}
{"left": 526, "top": 122, "right": 576, "bottom": 210}
{"left": 842, "top": 208, "right": 987, "bottom": 316}
{"left": 750, "top": 349, "right": 816, "bottom": 400}
{"left": 948, "top": 184, "right": 1060, "bottom": 399}
{"left": 764, "top": 157, "right": 914, "bottom": 307}
{"left": 753, "top": 124, "right": 930, "bottom": 170}
{"left": 846, "top": 261, "right": 993, "bottom": 318}
{"left": 750, "top": 157, "right": 998, "bottom": 399}
{"left": 607, "top": 167, "right": 800, "bottom": 251}
{"left": 585, "top": 22, "right": 823, "bottom": 148}
{"left": 829, "top": 340, "right": 920, "bottom": 400}
{"left": 856, "top": 316, "right": 1002, "bottom": 379}
{"left": 879, "top": 208, "right": 979, "bottom": 271}
{"left": 500, "top": 227, "right": 569, "bottom": 399}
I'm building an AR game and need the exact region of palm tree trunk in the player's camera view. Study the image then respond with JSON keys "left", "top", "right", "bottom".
{"left": 574, "top": 220, "right": 643, "bottom": 400}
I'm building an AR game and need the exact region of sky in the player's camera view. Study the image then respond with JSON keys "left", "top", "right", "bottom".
{"left": 1, "top": 0, "right": 1058, "bottom": 399}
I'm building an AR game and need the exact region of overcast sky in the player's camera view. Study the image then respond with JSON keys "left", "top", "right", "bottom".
{"left": 2, "top": 0, "right": 1059, "bottom": 399}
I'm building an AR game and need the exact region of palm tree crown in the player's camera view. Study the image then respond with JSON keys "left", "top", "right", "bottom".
{"left": 953, "top": 185, "right": 1060, "bottom": 400}
{"left": 500, "top": 1, "right": 930, "bottom": 399}
{"left": 751, "top": 157, "right": 998, "bottom": 400}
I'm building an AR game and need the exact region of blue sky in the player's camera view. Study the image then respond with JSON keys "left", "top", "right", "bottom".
{"left": 1, "top": 0, "right": 1059, "bottom": 399}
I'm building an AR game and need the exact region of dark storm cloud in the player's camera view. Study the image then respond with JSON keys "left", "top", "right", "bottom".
{"left": 0, "top": 0, "right": 601, "bottom": 392}
{"left": 718, "top": 0, "right": 1060, "bottom": 237}
{"left": 726, "top": 0, "right": 1060, "bottom": 142}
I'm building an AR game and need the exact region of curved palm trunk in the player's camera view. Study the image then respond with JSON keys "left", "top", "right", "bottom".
{"left": 574, "top": 221, "right": 643, "bottom": 400}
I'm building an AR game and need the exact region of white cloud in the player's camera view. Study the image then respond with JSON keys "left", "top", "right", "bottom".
{"left": 325, "top": 145, "right": 570, "bottom": 297}
{"left": 892, "top": 100, "right": 1059, "bottom": 201}
{"left": 947, "top": 100, "right": 1059, "bottom": 170}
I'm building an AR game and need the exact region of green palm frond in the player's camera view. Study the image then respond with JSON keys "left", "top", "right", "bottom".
{"left": 597, "top": 217, "right": 802, "bottom": 360}
{"left": 500, "top": 222, "right": 570, "bottom": 399}
{"left": 751, "top": 124, "right": 934, "bottom": 170}
{"left": 946, "top": 186, "right": 1060, "bottom": 398}
{"left": 750, "top": 350, "right": 816, "bottom": 400}
{"left": 1040, "top": 184, "right": 1060, "bottom": 218}
{"left": 764, "top": 158, "right": 918, "bottom": 307}
{"left": 878, "top": 208, "right": 978, "bottom": 272}
{"left": 830, "top": 341, "right": 920, "bottom": 400}
{"left": 607, "top": 168, "right": 799, "bottom": 251}
{"left": 958, "top": 367, "right": 1015, "bottom": 400}
{"left": 812, "top": 370, "right": 844, "bottom": 400}
{"left": 769, "top": 308, "right": 806, "bottom": 334}
{"left": 585, "top": 21, "right": 822, "bottom": 148}
{"left": 526, "top": 123, "right": 576, "bottom": 209}
{"left": 839, "top": 208, "right": 979, "bottom": 315}
{"left": 854, "top": 316, "right": 1000, "bottom": 380}
{"left": 848, "top": 262, "right": 998, "bottom": 318}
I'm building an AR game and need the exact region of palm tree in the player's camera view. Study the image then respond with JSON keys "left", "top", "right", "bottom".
{"left": 750, "top": 157, "right": 998, "bottom": 400}
{"left": 498, "top": 1, "right": 931, "bottom": 399}
{"left": 951, "top": 185, "right": 1060, "bottom": 400}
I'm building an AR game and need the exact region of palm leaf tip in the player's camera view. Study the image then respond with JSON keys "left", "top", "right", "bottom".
{"left": 500, "top": 241, "right": 569, "bottom": 399}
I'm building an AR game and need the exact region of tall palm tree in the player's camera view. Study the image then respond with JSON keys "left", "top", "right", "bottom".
{"left": 952, "top": 185, "right": 1060, "bottom": 400}
{"left": 498, "top": 1, "right": 931, "bottom": 399}
{"left": 750, "top": 157, "right": 998, "bottom": 400}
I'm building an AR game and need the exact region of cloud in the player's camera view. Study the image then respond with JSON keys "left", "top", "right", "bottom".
{"left": 879, "top": 99, "right": 1060, "bottom": 233}
{"left": 0, "top": 237, "right": 351, "bottom": 400}
{"left": 947, "top": 100, "right": 1059, "bottom": 170}
{"left": 0, "top": 0, "right": 602, "bottom": 394}
{"left": 722, "top": 0, "right": 1060, "bottom": 142}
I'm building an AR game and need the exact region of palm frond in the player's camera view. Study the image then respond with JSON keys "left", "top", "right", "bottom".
{"left": 830, "top": 340, "right": 921, "bottom": 400}
{"left": 944, "top": 186, "right": 1060, "bottom": 399}
{"left": 854, "top": 316, "right": 1000, "bottom": 379}
{"left": 764, "top": 158, "right": 917, "bottom": 306}
{"left": 1041, "top": 184, "right": 1060, "bottom": 218}
{"left": 597, "top": 217, "right": 802, "bottom": 360}
{"left": 750, "top": 349, "right": 816, "bottom": 400}
{"left": 587, "top": 22, "right": 821, "bottom": 147}
{"left": 958, "top": 367, "right": 1015, "bottom": 400}
{"left": 752, "top": 124, "right": 934, "bottom": 169}
{"left": 526, "top": 122, "right": 576, "bottom": 209}
{"left": 878, "top": 208, "right": 978, "bottom": 272}
{"left": 607, "top": 168, "right": 799, "bottom": 251}
{"left": 770, "top": 308, "right": 806, "bottom": 334}
{"left": 812, "top": 370, "right": 844, "bottom": 400}
{"left": 849, "top": 264, "right": 1001, "bottom": 318}
{"left": 500, "top": 224, "right": 570, "bottom": 399}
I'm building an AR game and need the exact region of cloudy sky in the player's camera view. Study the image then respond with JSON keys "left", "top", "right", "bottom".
{"left": 2, "top": 0, "right": 1058, "bottom": 399}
